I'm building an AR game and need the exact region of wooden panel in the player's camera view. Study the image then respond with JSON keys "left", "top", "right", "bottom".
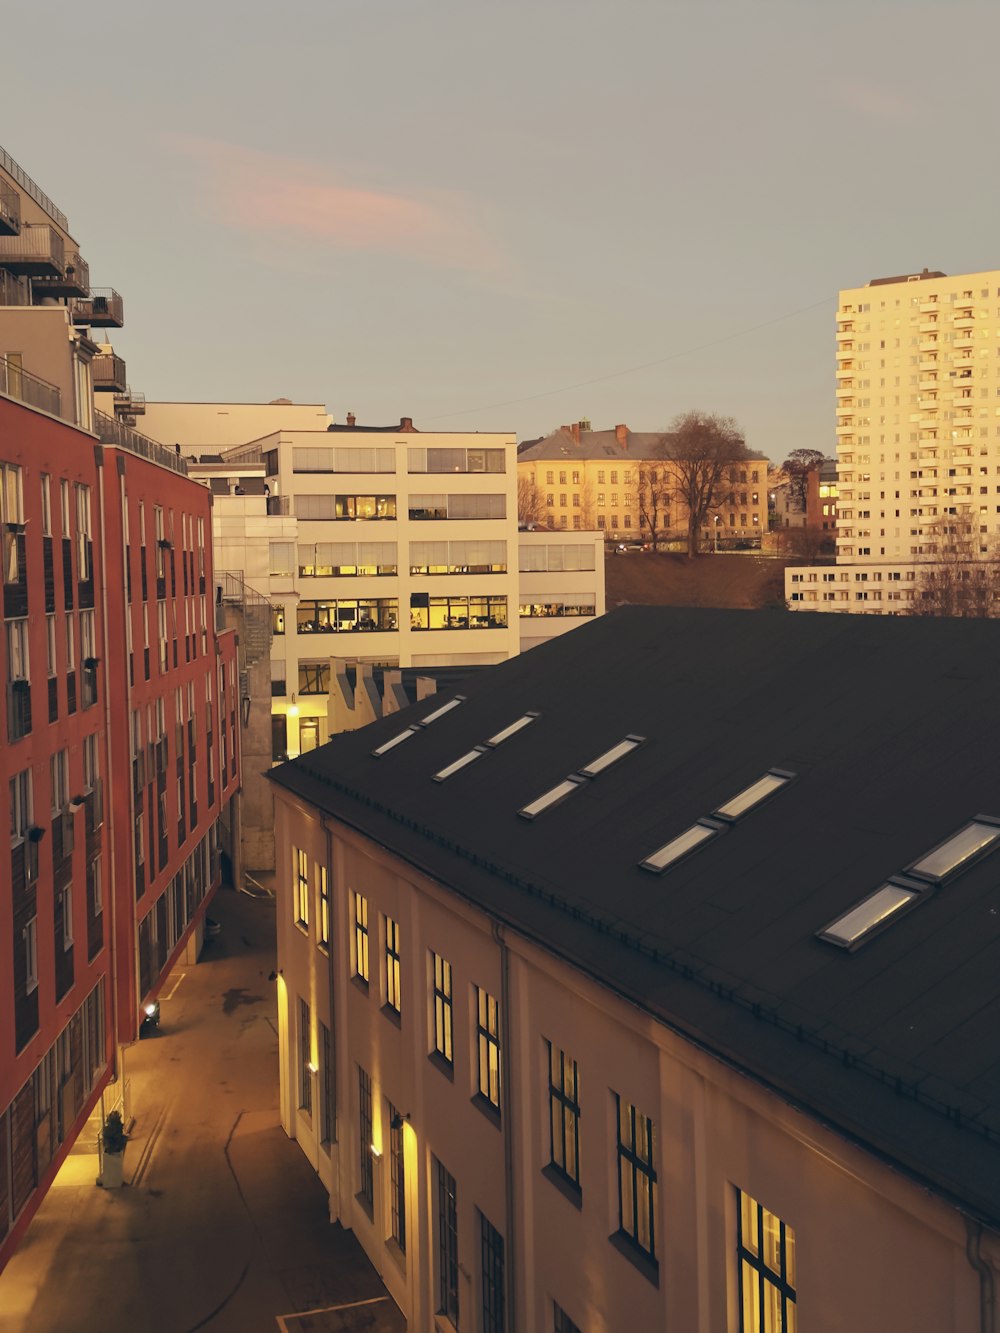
{"left": 62, "top": 537, "right": 73, "bottom": 609}
{"left": 43, "top": 536, "right": 55, "bottom": 612}
{"left": 10, "top": 1081, "right": 36, "bottom": 1219}
{"left": 0, "top": 1108, "right": 9, "bottom": 1241}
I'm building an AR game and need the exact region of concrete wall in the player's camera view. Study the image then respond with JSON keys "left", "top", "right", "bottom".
{"left": 142, "top": 402, "right": 331, "bottom": 452}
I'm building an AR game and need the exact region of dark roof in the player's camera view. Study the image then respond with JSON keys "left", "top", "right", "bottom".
{"left": 270, "top": 606, "right": 1000, "bottom": 1226}
{"left": 867, "top": 268, "right": 946, "bottom": 287}
{"left": 518, "top": 426, "right": 768, "bottom": 463}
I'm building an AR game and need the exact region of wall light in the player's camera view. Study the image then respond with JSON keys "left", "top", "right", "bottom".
{"left": 370, "top": 1144, "right": 382, "bottom": 1159}
{"left": 306, "top": 1061, "right": 318, "bottom": 1075}
{"left": 288, "top": 694, "right": 299, "bottom": 717}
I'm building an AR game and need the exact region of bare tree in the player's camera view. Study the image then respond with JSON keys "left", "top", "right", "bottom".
{"left": 781, "top": 448, "right": 826, "bottom": 511}
{"left": 517, "top": 473, "right": 547, "bottom": 528}
{"left": 912, "top": 510, "right": 1000, "bottom": 617}
{"left": 636, "top": 461, "right": 672, "bottom": 550}
{"left": 657, "top": 411, "right": 749, "bottom": 557}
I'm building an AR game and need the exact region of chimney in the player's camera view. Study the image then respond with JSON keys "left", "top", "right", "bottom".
{"left": 615, "top": 423, "right": 628, "bottom": 449}
{"left": 399, "top": 416, "right": 415, "bottom": 432}
{"left": 569, "top": 422, "right": 580, "bottom": 444}
{"left": 346, "top": 412, "right": 356, "bottom": 427}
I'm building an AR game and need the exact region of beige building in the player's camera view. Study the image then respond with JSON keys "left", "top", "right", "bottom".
{"left": 518, "top": 422, "right": 769, "bottom": 546}
{"left": 142, "top": 399, "right": 331, "bottom": 452}
{"left": 267, "top": 606, "right": 1000, "bottom": 1333}
{"left": 787, "top": 267, "right": 1000, "bottom": 611}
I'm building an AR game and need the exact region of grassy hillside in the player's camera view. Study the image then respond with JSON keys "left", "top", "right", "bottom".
{"left": 605, "top": 551, "right": 792, "bottom": 611}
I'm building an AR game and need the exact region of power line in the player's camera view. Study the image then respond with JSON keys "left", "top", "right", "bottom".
{"left": 425, "top": 294, "right": 834, "bottom": 423}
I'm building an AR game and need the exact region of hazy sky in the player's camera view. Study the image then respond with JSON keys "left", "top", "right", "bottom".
{"left": 5, "top": 0, "right": 999, "bottom": 460}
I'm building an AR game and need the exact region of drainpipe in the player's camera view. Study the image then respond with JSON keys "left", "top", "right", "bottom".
{"left": 492, "top": 921, "right": 516, "bottom": 1332}
{"left": 965, "top": 1217, "right": 996, "bottom": 1333}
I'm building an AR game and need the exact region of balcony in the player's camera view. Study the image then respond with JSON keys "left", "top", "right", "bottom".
{"left": 918, "top": 300, "right": 940, "bottom": 313}
{"left": 0, "top": 223, "right": 64, "bottom": 276}
{"left": 92, "top": 352, "right": 126, "bottom": 393}
{"left": 835, "top": 424, "right": 854, "bottom": 436}
{"left": 954, "top": 316, "right": 976, "bottom": 330}
{"left": 0, "top": 181, "right": 19, "bottom": 236}
{"left": 918, "top": 338, "right": 939, "bottom": 352}
{"left": 918, "top": 377, "right": 940, "bottom": 391}
{"left": 835, "top": 328, "right": 855, "bottom": 341}
{"left": 918, "top": 319, "right": 939, "bottom": 333}
{"left": 69, "top": 287, "right": 123, "bottom": 328}
{"left": 953, "top": 334, "right": 975, "bottom": 349}
{"left": 0, "top": 269, "right": 29, "bottom": 306}
{"left": 918, "top": 359, "right": 940, "bottom": 372}
{"left": 114, "top": 387, "right": 145, "bottom": 417}
{"left": 33, "top": 250, "right": 89, "bottom": 298}
{"left": 0, "top": 354, "right": 61, "bottom": 417}
{"left": 954, "top": 295, "right": 975, "bottom": 309}
{"left": 835, "top": 384, "right": 854, "bottom": 397}
{"left": 93, "top": 411, "right": 188, "bottom": 476}
{"left": 917, "top": 397, "right": 939, "bottom": 410}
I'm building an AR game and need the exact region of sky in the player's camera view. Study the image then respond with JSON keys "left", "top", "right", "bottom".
{"left": 4, "top": 0, "right": 1000, "bottom": 462}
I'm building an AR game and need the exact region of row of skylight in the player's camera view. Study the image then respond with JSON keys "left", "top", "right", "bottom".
{"left": 818, "top": 816, "right": 1000, "bottom": 951}
{"left": 639, "top": 771, "right": 794, "bottom": 872}
{"left": 370, "top": 696, "right": 466, "bottom": 757}
{"left": 433, "top": 713, "right": 540, "bottom": 781}
{"left": 517, "top": 737, "right": 646, "bottom": 819}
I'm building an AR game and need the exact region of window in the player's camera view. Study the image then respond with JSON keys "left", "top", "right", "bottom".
{"left": 389, "top": 1100, "right": 406, "bottom": 1252}
{"left": 435, "top": 1158, "right": 459, "bottom": 1325}
{"left": 737, "top": 1189, "right": 796, "bottom": 1332}
{"left": 40, "top": 474, "right": 51, "bottom": 535}
{"left": 640, "top": 822, "right": 718, "bottom": 873}
{"left": 9, "top": 768, "right": 31, "bottom": 843}
{"left": 547, "top": 1040, "right": 581, "bottom": 1189}
{"left": 408, "top": 445, "right": 505, "bottom": 473}
{"left": 409, "top": 593, "right": 507, "bottom": 630}
{"left": 408, "top": 493, "right": 505, "bottom": 520}
{"left": 480, "top": 1212, "right": 505, "bottom": 1333}
{"left": 269, "top": 542, "right": 295, "bottom": 576}
{"left": 614, "top": 1093, "right": 656, "bottom": 1263}
{"left": 61, "top": 883, "right": 73, "bottom": 950}
{"left": 353, "top": 891, "right": 369, "bottom": 984}
{"left": 476, "top": 986, "right": 501, "bottom": 1111}
{"left": 818, "top": 883, "right": 919, "bottom": 950}
{"left": 385, "top": 915, "right": 401, "bottom": 1015}
{"left": 295, "top": 847, "right": 309, "bottom": 929}
{"left": 50, "top": 749, "right": 69, "bottom": 813}
{"left": 8, "top": 615, "right": 29, "bottom": 679}
{"left": 358, "top": 1065, "right": 373, "bottom": 1209}
{"left": 91, "top": 854, "right": 103, "bottom": 916}
{"left": 299, "top": 540, "right": 397, "bottom": 577}
{"left": 553, "top": 1304, "right": 581, "bottom": 1333}
{"left": 318, "top": 863, "right": 330, "bottom": 950}
{"left": 432, "top": 952, "right": 453, "bottom": 1065}
{"left": 518, "top": 777, "right": 583, "bottom": 820}
{"left": 320, "top": 1021, "right": 334, "bottom": 1146}
{"left": 410, "top": 539, "right": 507, "bottom": 575}
{"left": 296, "top": 597, "right": 398, "bottom": 633}
{"left": 299, "top": 999, "right": 312, "bottom": 1113}
{"left": 25, "top": 916, "right": 38, "bottom": 993}
{"left": 907, "top": 817, "right": 1000, "bottom": 882}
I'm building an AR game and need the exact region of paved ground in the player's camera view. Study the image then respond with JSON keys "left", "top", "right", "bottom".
{"left": 0, "top": 887, "right": 405, "bottom": 1333}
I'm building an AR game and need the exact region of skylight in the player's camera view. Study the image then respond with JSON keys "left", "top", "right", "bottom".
{"left": 818, "top": 884, "right": 919, "bottom": 950}
{"left": 578, "top": 736, "right": 645, "bottom": 779}
{"left": 640, "top": 822, "right": 718, "bottom": 873}
{"left": 371, "top": 727, "right": 419, "bottom": 758}
{"left": 518, "top": 778, "right": 582, "bottom": 821}
{"left": 486, "top": 713, "right": 539, "bottom": 748}
{"left": 420, "top": 696, "right": 465, "bottom": 725}
{"left": 907, "top": 818, "right": 1000, "bottom": 882}
{"left": 433, "top": 749, "right": 485, "bottom": 783}
{"left": 714, "top": 770, "right": 793, "bottom": 822}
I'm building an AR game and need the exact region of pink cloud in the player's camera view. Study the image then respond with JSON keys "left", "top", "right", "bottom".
{"left": 166, "top": 135, "right": 498, "bottom": 271}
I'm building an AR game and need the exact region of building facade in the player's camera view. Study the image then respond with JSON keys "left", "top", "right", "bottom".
{"left": 0, "top": 148, "right": 241, "bottom": 1274}
{"left": 268, "top": 606, "right": 1000, "bottom": 1332}
{"left": 787, "top": 267, "right": 1000, "bottom": 611}
{"left": 518, "top": 422, "right": 770, "bottom": 546}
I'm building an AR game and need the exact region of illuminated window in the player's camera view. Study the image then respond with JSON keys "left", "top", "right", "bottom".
{"left": 546, "top": 1040, "right": 580, "bottom": 1189}
{"left": 353, "top": 892, "right": 369, "bottom": 985}
{"left": 432, "top": 952, "right": 454, "bottom": 1065}
{"left": 737, "top": 1188, "right": 796, "bottom": 1332}
{"left": 578, "top": 735, "right": 643, "bottom": 778}
{"left": 818, "top": 883, "right": 919, "bottom": 950}
{"left": 907, "top": 817, "right": 1000, "bottom": 882}
{"left": 358, "top": 1065, "right": 373, "bottom": 1209}
{"left": 614, "top": 1093, "right": 656, "bottom": 1263}
{"left": 298, "top": 998, "right": 312, "bottom": 1114}
{"left": 714, "top": 771, "right": 793, "bottom": 822}
{"left": 640, "top": 822, "right": 718, "bottom": 873}
{"left": 294, "top": 848, "right": 309, "bottom": 929}
{"left": 476, "top": 987, "right": 501, "bottom": 1111}
{"left": 518, "top": 777, "right": 582, "bottom": 820}
{"left": 389, "top": 1099, "right": 406, "bottom": 1251}
{"left": 317, "top": 863, "right": 330, "bottom": 950}
{"left": 385, "top": 915, "right": 401, "bottom": 1015}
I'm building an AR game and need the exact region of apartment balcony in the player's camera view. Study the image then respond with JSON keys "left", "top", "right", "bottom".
{"left": 835, "top": 384, "right": 854, "bottom": 398}
{"left": 918, "top": 338, "right": 939, "bottom": 352}
{"left": 918, "top": 319, "right": 940, "bottom": 333}
{"left": 0, "top": 269, "right": 29, "bottom": 307}
{"left": 918, "top": 359, "right": 940, "bottom": 371}
{"left": 69, "top": 287, "right": 124, "bottom": 328}
{"left": 0, "top": 223, "right": 64, "bottom": 276}
{"left": 32, "top": 250, "right": 89, "bottom": 298}
{"left": 0, "top": 354, "right": 62, "bottom": 417}
{"left": 918, "top": 299, "right": 940, "bottom": 313}
{"left": 92, "top": 352, "right": 126, "bottom": 393}
{"left": 954, "top": 316, "right": 976, "bottom": 330}
{"left": 93, "top": 411, "right": 188, "bottom": 476}
{"left": 835, "top": 365, "right": 854, "bottom": 379}
{"left": 917, "top": 397, "right": 939, "bottom": 410}
{"left": 918, "top": 377, "right": 940, "bottom": 391}
{"left": 954, "top": 295, "right": 975, "bottom": 309}
{"left": 953, "top": 334, "right": 975, "bottom": 349}
{"left": 835, "top": 329, "right": 855, "bottom": 342}
{"left": 114, "top": 387, "right": 145, "bottom": 417}
{"left": 835, "top": 424, "right": 854, "bottom": 436}
{"left": 0, "top": 181, "right": 19, "bottom": 236}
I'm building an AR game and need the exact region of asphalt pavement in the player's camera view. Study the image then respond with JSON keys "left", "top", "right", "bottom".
{"left": 0, "top": 885, "right": 405, "bottom": 1333}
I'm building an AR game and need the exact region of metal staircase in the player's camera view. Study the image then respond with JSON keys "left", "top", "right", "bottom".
{"left": 216, "top": 570, "right": 273, "bottom": 667}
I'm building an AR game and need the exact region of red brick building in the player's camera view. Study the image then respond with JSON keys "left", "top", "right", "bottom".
{"left": 0, "top": 393, "right": 240, "bottom": 1270}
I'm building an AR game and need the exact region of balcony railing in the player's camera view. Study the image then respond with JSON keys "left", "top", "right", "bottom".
{"left": 0, "top": 146, "right": 68, "bottom": 230}
{"left": 0, "top": 269, "right": 29, "bottom": 306}
{"left": 92, "top": 352, "right": 127, "bottom": 392}
{"left": 0, "top": 223, "right": 65, "bottom": 276}
{"left": 0, "top": 181, "right": 19, "bottom": 236}
{"left": 33, "top": 249, "right": 89, "bottom": 298}
{"left": 266, "top": 495, "right": 290, "bottom": 515}
{"left": 0, "top": 355, "right": 61, "bottom": 417}
{"left": 114, "top": 387, "right": 145, "bottom": 416}
{"left": 93, "top": 411, "right": 188, "bottom": 476}
{"left": 70, "top": 287, "right": 123, "bottom": 327}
